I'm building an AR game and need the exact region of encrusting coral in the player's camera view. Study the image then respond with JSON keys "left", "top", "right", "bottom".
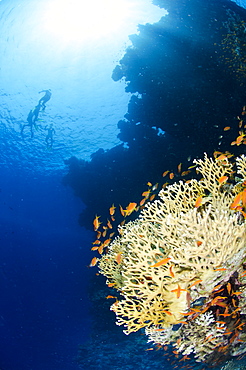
{"left": 98, "top": 153, "right": 246, "bottom": 364}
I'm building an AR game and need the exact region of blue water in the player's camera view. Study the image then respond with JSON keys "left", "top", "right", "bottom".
{"left": 1, "top": 0, "right": 246, "bottom": 369}
{"left": 0, "top": 166, "right": 93, "bottom": 370}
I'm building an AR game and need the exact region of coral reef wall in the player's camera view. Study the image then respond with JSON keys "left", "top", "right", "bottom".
{"left": 64, "top": 0, "right": 246, "bottom": 231}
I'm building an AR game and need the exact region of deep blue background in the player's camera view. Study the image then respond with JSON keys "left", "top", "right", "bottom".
{"left": 0, "top": 167, "right": 93, "bottom": 370}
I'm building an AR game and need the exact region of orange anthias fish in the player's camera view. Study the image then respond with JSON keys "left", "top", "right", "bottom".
{"left": 171, "top": 284, "right": 187, "bottom": 299}
{"left": 218, "top": 176, "right": 228, "bottom": 184}
{"left": 109, "top": 204, "right": 116, "bottom": 216}
{"left": 242, "top": 188, "right": 246, "bottom": 207}
{"left": 123, "top": 202, "right": 138, "bottom": 216}
{"left": 232, "top": 133, "right": 246, "bottom": 146}
{"left": 162, "top": 170, "right": 169, "bottom": 177}
{"left": 217, "top": 154, "right": 227, "bottom": 160}
{"left": 116, "top": 253, "right": 122, "bottom": 264}
{"left": 142, "top": 190, "right": 151, "bottom": 198}
{"left": 107, "top": 219, "right": 113, "bottom": 229}
{"left": 119, "top": 205, "right": 125, "bottom": 217}
{"left": 194, "top": 196, "right": 202, "bottom": 208}
{"left": 151, "top": 257, "right": 171, "bottom": 267}
{"left": 230, "top": 192, "right": 243, "bottom": 210}
{"left": 223, "top": 126, "right": 231, "bottom": 131}
{"left": 169, "top": 172, "right": 175, "bottom": 180}
{"left": 89, "top": 257, "right": 98, "bottom": 267}
{"left": 93, "top": 215, "right": 101, "bottom": 231}
{"left": 177, "top": 163, "right": 182, "bottom": 173}
{"left": 189, "top": 279, "right": 202, "bottom": 288}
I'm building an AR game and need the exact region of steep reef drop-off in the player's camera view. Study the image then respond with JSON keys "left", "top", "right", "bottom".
{"left": 63, "top": 0, "right": 246, "bottom": 230}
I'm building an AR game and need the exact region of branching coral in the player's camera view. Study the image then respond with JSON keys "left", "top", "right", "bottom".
{"left": 98, "top": 153, "right": 246, "bottom": 364}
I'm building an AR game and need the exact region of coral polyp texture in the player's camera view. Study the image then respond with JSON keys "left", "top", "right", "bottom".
{"left": 99, "top": 153, "right": 246, "bottom": 364}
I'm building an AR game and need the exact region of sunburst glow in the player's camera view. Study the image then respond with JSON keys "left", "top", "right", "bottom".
{"left": 42, "top": 0, "right": 132, "bottom": 43}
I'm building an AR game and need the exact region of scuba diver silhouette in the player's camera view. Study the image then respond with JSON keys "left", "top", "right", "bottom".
{"left": 21, "top": 104, "right": 42, "bottom": 138}
{"left": 38, "top": 89, "right": 52, "bottom": 110}
{"left": 45, "top": 123, "right": 55, "bottom": 149}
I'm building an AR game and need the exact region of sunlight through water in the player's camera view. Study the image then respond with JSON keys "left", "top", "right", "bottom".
{"left": 0, "top": 0, "right": 166, "bottom": 174}
{"left": 42, "top": 0, "right": 132, "bottom": 44}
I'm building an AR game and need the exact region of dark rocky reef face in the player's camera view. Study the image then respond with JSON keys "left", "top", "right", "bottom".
{"left": 63, "top": 0, "right": 246, "bottom": 230}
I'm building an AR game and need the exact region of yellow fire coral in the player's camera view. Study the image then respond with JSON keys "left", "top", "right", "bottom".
{"left": 99, "top": 153, "right": 246, "bottom": 363}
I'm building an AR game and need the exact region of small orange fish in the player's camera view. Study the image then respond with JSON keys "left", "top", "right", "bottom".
{"left": 147, "top": 181, "right": 152, "bottom": 187}
{"left": 211, "top": 296, "right": 227, "bottom": 305}
{"left": 216, "top": 154, "right": 227, "bottom": 161}
{"left": 107, "top": 219, "right": 113, "bottom": 229}
{"left": 213, "top": 151, "right": 223, "bottom": 158}
{"left": 93, "top": 215, "right": 101, "bottom": 231}
{"left": 218, "top": 176, "right": 228, "bottom": 184}
{"left": 190, "top": 308, "right": 201, "bottom": 313}
{"left": 233, "top": 291, "right": 242, "bottom": 295}
{"left": 106, "top": 295, "right": 117, "bottom": 299}
{"left": 151, "top": 257, "right": 171, "bottom": 267}
{"left": 116, "top": 253, "right": 122, "bottom": 264}
{"left": 177, "top": 163, "right": 182, "bottom": 173}
{"left": 97, "top": 244, "right": 104, "bottom": 254}
{"left": 181, "top": 170, "right": 191, "bottom": 176}
{"left": 215, "top": 321, "right": 226, "bottom": 324}
{"left": 189, "top": 279, "right": 202, "bottom": 288}
{"left": 139, "top": 198, "right": 147, "bottom": 206}
{"left": 107, "top": 282, "right": 115, "bottom": 287}
{"left": 242, "top": 189, "right": 246, "bottom": 207}
{"left": 161, "top": 310, "right": 172, "bottom": 316}
{"left": 171, "top": 284, "right": 187, "bottom": 299}
{"left": 89, "top": 257, "right": 98, "bottom": 267}
{"left": 169, "top": 172, "right": 175, "bottom": 180}
{"left": 91, "top": 246, "right": 99, "bottom": 251}
{"left": 236, "top": 134, "right": 245, "bottom": 146}
{"left": 194, "top": 196, "right": 202, "bottom": 208}
{"left": 230, "top": 192, "right": 243, "bottom": 210}
{"left": 149, "top": 194, "right": 156, "bottom": 201}
{"left": 180, "top": 311, "right": 193, "bottom": 316}
{"left": 92, "top": 240, "right": 101, "bottom": 245}
{"left": 227, "top": 282, "right": 232, "bottom": 295}
{"left": 124, "top": 202, "right": 137, "bottom": 216}
{"left": 142, "top": 190, "right": 151, "bottom": 197}
{"left": 102, "top": 238, "right": 111, "bottom": 247}
{"left": 214, "top": 268, "right": 227, "bottom": 271}
{"left": 196, "top": 241, "right": 202, "bottom": 246}
{"left": 169, "top": 265, "right": 175, "bottom": 278}
{"left": 162, "top": 170, "right": 169, "bottom": 177}
{"left": 223, "top": 126, "right": 231, "bottom": 131}
{"left": 109, "top": 204, "right": 116, "bottom": 216}
{"left": 119, "top": 205, "right": 125, "bottom": 217}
